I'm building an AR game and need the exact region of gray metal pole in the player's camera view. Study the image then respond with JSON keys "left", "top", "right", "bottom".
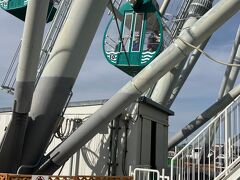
{"left": 74, "top": 151, "right": 80, "bottom": 176}
{"left": 151, "top": 0, "right": 213, "bottom": 106}
{"left": 219, "top": 25, "right": 240, "bottom": 98}
{"left": 110, "top": 117, "right": 120, "bottom": 176}
{"left": 224, "top": 45, "right": 240, "bottom": 94}
{"left": 150, "top": 60, "right": 185, "bottom": 105}
{"left": 69, "top": 156, "right": 73, "bottom": 176}
{"left": 20, "top": 0, "right": 108, "bottom": 170}
{"left": 168, "top": 84, "right": 240, "bottom": 150}
{"left": 159, "top": 0, "right": 171, "bottom": 15}
{"left": 0, "top": 0, "right": 50, "bottom": 173}
{"left": 34, "top": 0, "right": 240, "bottom": 174}
{"left": 167, "top": 38, "right": 210, "bottom": 107}
{"left": 15, "top": 0, "right": 50, "bottom": 114}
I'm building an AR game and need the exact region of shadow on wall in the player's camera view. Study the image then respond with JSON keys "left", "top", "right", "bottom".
{"left": 81, "top": 134, "right": 110, "bottom": 176}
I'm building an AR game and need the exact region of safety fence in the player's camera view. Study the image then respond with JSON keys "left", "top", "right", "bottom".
{"left": 0, "top": 174, "right": 133, "bottom": 180}
{"left": 170, "top": 95, "right": 240, "bottom": 180}
{"left": 129, "top": 168, "right": 169, "bottom": 180}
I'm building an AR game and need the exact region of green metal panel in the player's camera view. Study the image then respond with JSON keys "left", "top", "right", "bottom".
{"left": 0, "top": 0, "right": 56, "bottom": 22}
{"left": 0, "top": 0, "right": 27, "bottom": 10}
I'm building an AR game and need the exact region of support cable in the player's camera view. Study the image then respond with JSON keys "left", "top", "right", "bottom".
{"left": 2, "top": 41, "right": 21, "bottom": 86}
{"left": 7, "top": 62, "right": 18, "bottom": 88}
{"left": 178, "top": 36, "right": 240, "bottom": 67}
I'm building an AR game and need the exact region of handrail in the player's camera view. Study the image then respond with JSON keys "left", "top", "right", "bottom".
{"left": 172, "top": 95, "right": 240, "bottom": 161}
{"left": 214, "top": 156, "right": 240, "bottom": 180}
{"left": 132, "top": 168, "right": 169, "bottom": 180}
{"left": 171, "top": 95, "right": 240, "bottom": 180}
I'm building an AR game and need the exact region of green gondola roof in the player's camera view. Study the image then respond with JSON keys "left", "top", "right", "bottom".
{"left": 0, "top": 0, "right": 56, "bottom": 22}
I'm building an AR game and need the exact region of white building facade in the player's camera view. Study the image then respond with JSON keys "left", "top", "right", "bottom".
{"left": 0, "top": 98, "right": 173, "bottom": 176}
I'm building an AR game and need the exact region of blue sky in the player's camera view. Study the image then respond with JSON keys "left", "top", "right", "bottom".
{"left": 0, "top": 1, "right": 239, "bottom": 137}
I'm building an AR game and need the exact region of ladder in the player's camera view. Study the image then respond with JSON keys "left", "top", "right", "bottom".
{"left": 35, "top": 0, "right": 72, "bottom": 85}
{"left": 107, "top": 0, "right": 123, "bottom": 15}
{"left": 170, "top": 95, "right": 240, "bottom": 180}
{"left": 169, "top": 0, "right": 193, "bottom": 37}
{"left": 1, "top": 0, "right": 73, "bottom": 94}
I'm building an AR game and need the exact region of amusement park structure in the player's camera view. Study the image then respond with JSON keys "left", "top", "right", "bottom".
{"left": 0, "top": 0, "right": 239, "bottom": 179}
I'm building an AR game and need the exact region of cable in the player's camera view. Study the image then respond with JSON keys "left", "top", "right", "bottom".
{"left": 7, "top": 62, "right": 18, "bottom": 87}
{"left": 177, "top": 36, "right": 240, "bottom": 67}
{"left": 1, "top": 41, "right": 21, "bottom": 91}
{"left": 163, "top": 15, "right": 201, "bottom": 23}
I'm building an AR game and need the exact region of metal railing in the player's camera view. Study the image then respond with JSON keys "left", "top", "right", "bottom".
{"left": 0, "top": 174, "right": 133, "bottom": 180}
{"left": 129, "top": 168, "right": 169, "bottom": 180}
{"left": 170, "top": 95, "right": 240, "bottom": 180}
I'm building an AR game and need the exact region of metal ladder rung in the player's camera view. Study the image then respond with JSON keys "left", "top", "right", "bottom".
{"left": 1, "top": 86, "right": 14, "bottom": 95}
{"left": 108, "top": 0, "right": 123, "bottom": 15}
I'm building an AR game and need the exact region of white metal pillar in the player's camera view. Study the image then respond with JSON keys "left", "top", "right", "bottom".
{"left": 224, "top": 45, "right": 240, "bottom": 95}
{"left": 20, "top": 0, "right": 108, "bottom": 172}
{"left": 0, "top": 0, "right": 50, "bottom": 173}
{"left": 14, "top": 0, "right": 50, "bottom": 113}
{"left": 167, "top": 38, "right": 210, "bottom": 107}
{"left": 150, "top": 0, "right": 213, "bottom": 106}
{"left": 219, "top": 25, "right": 240, "bottom": 98}
{"left": 159, "top": 0, "right": 171, "bottom": 15}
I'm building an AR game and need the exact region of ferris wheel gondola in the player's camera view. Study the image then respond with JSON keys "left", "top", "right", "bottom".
{"left": 103, "top": 0, "right": 163, "bottom": 76}
{"left": 0, "top": 0, "right": 56, "bottom": 22}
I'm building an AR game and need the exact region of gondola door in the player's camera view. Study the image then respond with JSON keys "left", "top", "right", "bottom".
{"left": 129, "top": 13, "right": 145, "bottom": 66}
{"left": 117, "top": 12, "right": 133, "bottom": 66}
{"left": 117, "top": 12, "right": 145, "bottom": 75}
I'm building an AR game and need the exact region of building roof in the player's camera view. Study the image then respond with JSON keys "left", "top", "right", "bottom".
{"left": 68, "top": 99, "right": 108, "bottom": 107}
{"left": 0, "top": 99, "right": 108, "bottom": 113}
{"left": 139, "top": 96, "right": 174, "bottom": 115}
{"left": 0, "top": 98, "right": 174, "bottom": 116}
{"left": 0, "top": 107, "right": 12, "bottom": 113}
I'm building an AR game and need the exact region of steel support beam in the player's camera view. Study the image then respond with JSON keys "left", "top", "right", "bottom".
{"left": 219, "top": 25, "right": 240, "bottom": 98}
{"left": 150, "top": 59, "right": 185, "bottom": 105}
{"left": 167, "top": 38, "right": 210, "bottom": 107}
{"left": 150, "top": 0, "right": 213, "bottom": 106}
{"left": 224, "top": 45, "right": 240, "bottom": 94}
{"left": 159, "top": 0, "right": 171, "bottom": 15}
{"left": 14, "top": 0, "right": 50, "bottom": 114}
{"left": 34, "top": 0, "right": 240, "bottom": 174}
{"left": 19, "top": 0, "right": 108, "bottom": 172}
{"left": 0, "top": 0, "right": 50, "bottom": 173}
